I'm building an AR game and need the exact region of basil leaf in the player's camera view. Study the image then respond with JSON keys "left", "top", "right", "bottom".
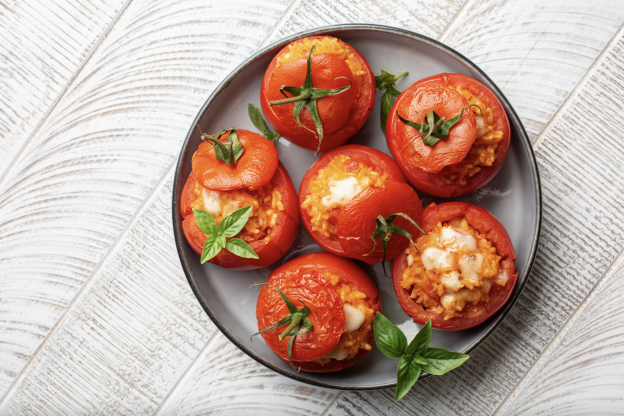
{"left": 411, "top": 354, "right": 428, "bottom": 365}
{"left": 193, "top": 209, "right": 218, "bottom": 236}
{"left": 395, "top": 355, "right": 421, "bottom": 401}
{"left": 406, "top": 320, "right": 432, "bottom": 356}
{"left": 380, "top": 90, "right": 393, "bottom": 133}
{"left": 200, "top": 235, "right": 225, "bottom": 264}
{"left": 219, "top": 205, "right": 253, "bottom": 237}
{"left": 247, "top": 104, "right": 279, "bottom": 142}
{"left": 225, "top": 238, "right": 259, "bottom": 259}
{"left": 421, "top": 348, "right": 469, "bottom": 375}
{"left": 387, "top": 85, "right": 401, "bottom": 97}
{"left": 373, "top": 312, "right": 407, "bottom": 359}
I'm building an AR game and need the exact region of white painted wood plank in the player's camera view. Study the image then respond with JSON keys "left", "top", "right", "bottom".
{"left": 0, "top": 0, "right": 126, "bottom": 181}
{"left": 325, "top": 12, "right": 624, "bottom": 416}
{"left": 441, "top": 0, "right": 624, "bottom": 141}
{"left": 0, "top": 0, "right": 292, "bottom": 405}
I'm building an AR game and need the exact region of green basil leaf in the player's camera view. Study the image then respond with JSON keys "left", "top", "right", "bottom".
{"left": 200, "top": 235, "right": 225, "bottom": 264}
{"left": 380, "top": 90, "right": 393, "bottom": 133}
{"left": 373, "top": 312, "right": 407, "bottom": 358}
{"left": 225, "top": 238, "right": 259, "bottom": 259}
{"left": 387, "top": 85, "right": 401, "bottom": 97}
{"left": 395, "top": 355, "right": 421, "bottom": 401}
{"left": 219, "top": 206, "right": 253, "bottom": 237}
{"left": 406, "top": 320, "right": 432, "bottom": 356}
{"left": 193, "top": 209, "right": 218, "bottom": 236}
{"left": 411, "top": 354, "right": 428, "bottom": 365}
{"left": 247, "top": 104, "right": 280, "bottom": 142}
{"left": 421, "top": 348, "right": 469, "bottom": 375}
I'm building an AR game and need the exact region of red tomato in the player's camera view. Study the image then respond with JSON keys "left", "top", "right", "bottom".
{"left": 392, "top": 201, "right": 517, "bottom": 330}
{"left": 256, "top": 252, "right": 381, "bottom": 372}
{"left": 260, "top": 36, "right": 376, "bottom": 153}
{"left": 337, "top": 182, "right": 422, "bottom": 264}
{"left": 192, "top": 129, "right": 279, "bottom": 191}
{"left": 181, "top": 161, "right": 300, "bottom": 270}
{"left": 299, "top": 144, "right": 410, "bottom": 258}
{"left": 387, "top": 73, "right": 511, "bottom": 198}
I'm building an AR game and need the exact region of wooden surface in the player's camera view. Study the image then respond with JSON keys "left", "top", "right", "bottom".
{"left": 1, "top": 0, "right": 624, "bottom": 414}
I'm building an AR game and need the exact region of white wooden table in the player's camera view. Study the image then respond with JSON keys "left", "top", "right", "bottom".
{"left": 2, "top": 0, "right": 624, "bottom": 414}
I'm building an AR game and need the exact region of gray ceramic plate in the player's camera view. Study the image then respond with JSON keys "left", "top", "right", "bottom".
{"left": 172, "top": 24, "right": 541, "bottom": 390}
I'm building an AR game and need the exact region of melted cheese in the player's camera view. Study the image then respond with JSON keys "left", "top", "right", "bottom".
{"left": 344, "top": 304, "right": 365, "bottom": 333}
{"left": 441, "top": 227, "right": 477, "bottom": 251}
{"left": 202, "top": 188, "right": 223, "bottom": 214}
{"left": 323, "top": 346, "right": 348, "bottom": 361}
{"left": 321, "top": 177, "right": 362, "bottom": 207}
{"left": 458, "top": 253, "right": 483, "bottom": 285}
{"left": 422, "top": 247, "right": 454, "bottom": 271}
{"left": 441, "top": 271, "right": 462, "bottom": 292}
{"left": 440, "top": 289, "right": 481, "bottom": 311}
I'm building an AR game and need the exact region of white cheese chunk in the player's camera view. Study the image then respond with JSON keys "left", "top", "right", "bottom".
{"left": 441, "top": 271, "right": 462, "bottom": 292}
{"left": 344, "top": 304, "right": 365, "bottom": 333}
{"left": 323, "top": 346, "right": 348, "bottom": 361}
{"left": 494, "top": 270, "right": 509, "bottom": 286}
{"left": 421, "top": 247, "right": 453, "bottom": 271}
{"left": 476, "top": 117, "right": 487, "bottom": 138}
{"left": 440, "top": 289, "right": 481, "bottom": 311}
{"left": 441, "top": 227, "right": 477, "bottom": 251}
{"left": 202, "top": 188, "right": 222, "bottom": 214}
{"left": 458, "top": 253, "right": 483, "bottom": 285}
{"left": 321, "top": 177, "right": 362, "bottom": 207}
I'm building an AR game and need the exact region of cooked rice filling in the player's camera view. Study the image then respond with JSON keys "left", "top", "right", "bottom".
{"left": 401, "top": 217, "right": 508, "bottom": 320}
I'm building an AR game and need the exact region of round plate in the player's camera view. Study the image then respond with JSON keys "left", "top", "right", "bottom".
{"left": 172, "top": 24, "right": 542, "bottom": 390}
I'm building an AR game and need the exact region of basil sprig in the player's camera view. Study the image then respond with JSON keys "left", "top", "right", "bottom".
{"left": 374, "top": 313, "right": 469, "bottom": 401}
{"left": 269, "top": 45, "right": 353, "bottom": 155}
{"left": 248, "top": 104, "right": 280, "bottom": 142}
{"left": 363, "top": 212, "right": 426, "bottom": 278}
{"left": 397, "top": 104, "right": 480, "bottom": 147}
{"left": 375, "top": 69, "right": 408, "bottom": 133}
{"left": 200, "top": 128, "right": 244, "bottom": 165}
{"left": 193, "top": 206, "right": 259, "bottom": 263}
{"left": 250, "top": 283, "right": 313, "bottom": 371}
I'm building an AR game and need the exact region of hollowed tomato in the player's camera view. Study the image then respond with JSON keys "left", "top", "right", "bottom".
{"left": 387, "top": 73, "right": 511, "bottom": 198}
{"left": 181, "top": 161, "right": 299, "bottom": 269}
{"left": 256, "top": 252, "right": 381, "bottom": 372}
{"left": 392, "top": 201, "right": 517, "bottom": 330}
{"left": 260, "top": 36, "right": 375, "bottom": 153}
{"left": 299, "top": 145, "right": 422, "bottom": 264}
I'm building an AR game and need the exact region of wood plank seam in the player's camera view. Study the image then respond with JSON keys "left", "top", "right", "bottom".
{"left": 259, "top": 0, "right": 302, "bottom": 49}
{"left": 437, "top": 0, "right": 476, "bottom": 42}
{"left": 0, "top": 156, "right": 178, "bottom": 409}
{"left": 531, "top": 18, "right": 624, "bottom": 149}
{"left": 153, "top": 331, "right": 222, "bottom": 416}
{"left": 492, "top": 245, "right": 624, "bottom": 415}
{"left": 0, "top": 0, "right": 134, "bottom": 191}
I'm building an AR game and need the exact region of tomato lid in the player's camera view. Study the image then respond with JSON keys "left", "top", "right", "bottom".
{"left": 192, "top": 129, "right": 278, "bottom": 191}
{"left": 337, "top": 181, "right": 423, "bottom": 265}
{"left": 256, "top": 268, "right": 345, "bottom": 363}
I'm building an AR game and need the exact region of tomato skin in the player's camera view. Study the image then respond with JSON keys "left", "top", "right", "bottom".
{"left": 192, "top": 129, "right": 279, "bottom": 191}
{"left": 261, "top": 36, "right": 376, "bottom": 153}
{"left": 181, "top": 161, "right": 300, "bottom": 270}
{"left": 392, "top": 202, "right": 517, "bottom": 330}
{"left": 257, "top": 252, "right": 381, "bottom": 372}
{"left": 299, "top": 145, "right": 408, "bottom": 257}
{"left": 387, "top": 74, "right": 511, "bottom": 198}
{"left": 337, "top": 182, "right": 422, "bottom": 264}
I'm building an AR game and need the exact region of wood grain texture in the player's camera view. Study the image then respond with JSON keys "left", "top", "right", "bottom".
{"left": 156, "top": 333, "right": 337, "bottom": 416}
{"left": 0, "top": 0, "right": 126, "bottom": 181}
{"left": 263, "top": 0, "right": 466, "bottom": 44}
{"left": 325, "top": 13, "right": 624, "bottom": 416}
{"left": 441, "top": 0, "right": 624, "bottom": 141}
{"left": 496, "top": 253, "right": 624, "bottom": 415}
{"left": 0, "top": 0, "right": 291, "bottom": 406}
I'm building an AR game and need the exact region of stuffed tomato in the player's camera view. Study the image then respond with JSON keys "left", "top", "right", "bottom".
{"left": 180, "top": 128, "right": 299, "bottom": 269}
{"left": 386, "top": 73, "right": 511, "bottom": 198}
{"left": 254, "top": 252, "right": 381, "bottom": 372}
{"left": 261, "top": 36, "right": 375, "bottom": 154}
{"left": 392, "top": 202, "right": 517, "bottom": 330}
{"left": 299, "top": 145, "right": 423, "bottom": 267}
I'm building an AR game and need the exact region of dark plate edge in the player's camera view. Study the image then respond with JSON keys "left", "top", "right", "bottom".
{"left": 171, "top": 23, "right": 543, "bottom": 391}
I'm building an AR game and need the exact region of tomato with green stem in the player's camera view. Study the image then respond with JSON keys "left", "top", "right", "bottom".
{"left": 253, "top": 252, "right": 381, "bottom": 372}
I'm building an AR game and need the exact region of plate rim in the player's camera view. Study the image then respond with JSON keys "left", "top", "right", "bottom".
{"left": 172, "top": 23, "right": 543, "bottom": 390}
